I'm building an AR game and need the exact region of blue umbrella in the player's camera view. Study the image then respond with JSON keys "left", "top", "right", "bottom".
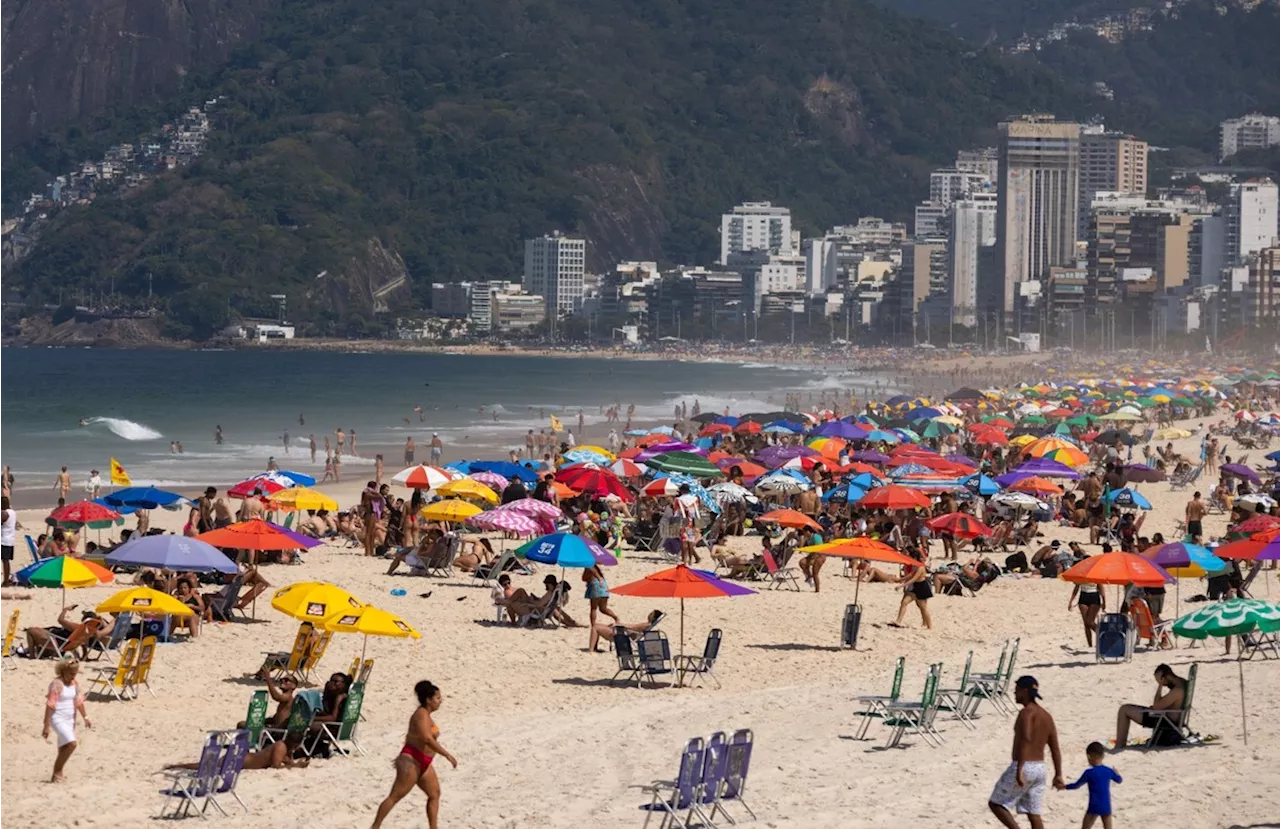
{"left": 962, "top": 473, "right": 1000, "bottom": 496}
{"left": 713, "top": 415, "right": 740, "bottom": 426}
{"left": 272, "top": 470, "right": 316, "bottom": 487}
{"left": 470, "top": 461, "right": 539, "bottom": 483}
{"left": 864, "top": 430, "right": 900, "bottom": 444}
{"left": 889, "top": 463, "right": 934, "bottom": 479}
{"left": 101, "top": 486, "right": 187, "bottom": 511}
{"left": 1265, "top": 449, "right": 1280, "bottom": 462}
{"left": 811, "top": 421, "right": 868, "bottom": 440}
{"left": 822, "top": 482, "right": 867, "bottom": 504}
{"left": 563, "top": 449, "right": 611, "bottom": 465}
{"left": 521, "top": 533, "right": 616, "bottom": 568}
{"left": 848, "top": 472, "right": 885, "bottom": 491}
{"left": 105, "top": 534, "right": 238, "bottom": 573}
{"left": 1104, "top": 488, "right": 1152, "bottom": 510}
{"left": 762, "top": 423, "right": 799, "bottom": 435}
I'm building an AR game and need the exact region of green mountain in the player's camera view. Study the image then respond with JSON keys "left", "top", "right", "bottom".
{"left": 3, "top": 0, "right": 1098, "bottom": 336}
{"left": 873, "top": 0, "right": 1152, "bottom": 42}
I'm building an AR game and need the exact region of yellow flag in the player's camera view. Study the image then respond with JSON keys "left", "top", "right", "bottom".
{"left": 110, "top": 457, "right": 132, "bottom": 486}
{"left": 549, "top": 415, "right": 564, "bottom": 432}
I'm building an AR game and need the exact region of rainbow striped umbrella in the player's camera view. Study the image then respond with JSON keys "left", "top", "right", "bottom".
{"left": 24, "top": 555, "right": 115, "bottom": 609}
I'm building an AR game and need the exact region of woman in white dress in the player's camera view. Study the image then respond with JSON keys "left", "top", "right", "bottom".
{"left": 43, "top": 658, "right": 91, "bottom": 782}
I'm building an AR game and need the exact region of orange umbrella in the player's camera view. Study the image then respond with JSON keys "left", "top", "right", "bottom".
{"left": 610, "top": 564, "right": 755, "bottom": 666}
{"left": 1008, "top": 476, "right": 1064, "bottom": 496}
{"left": 858, "top": 484, "right": 931, "bottom": 510}
{"left": 551, "top": 481, "right": 580, "bottom": 500}
{"left": 196, "top": 518, "right": 321, "bottom": 551}
{"left": 798, "top": 537, "right": 920, "bottom": 609}
{"left": 1060, "top": 552, "right": 1171, "bottom": 588}
{"left": 758, "top": 509, "right": 821, "bottom": 531}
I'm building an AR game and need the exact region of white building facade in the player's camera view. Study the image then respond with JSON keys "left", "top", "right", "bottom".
{"left": 948, "top": 192, "right": 998, "bottom": 327}
{"left": 1219, "top": 114, "right": 1280, "bottom": 161}
{"left": 720, "top": 201, "right": 794, "bottom": 264}
{"left": 523, "top": 232, "right": 586, "bottom": 318}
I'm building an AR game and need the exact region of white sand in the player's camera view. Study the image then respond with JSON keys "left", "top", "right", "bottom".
{"left": 3, "top": 425, "right": 1279, "bottom": 828}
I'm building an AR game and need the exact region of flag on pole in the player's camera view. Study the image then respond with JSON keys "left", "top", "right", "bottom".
{"left": 549, "top": 415, "right": 564, "bottom": 432}
{"left": 110, "top": 458, "right": 132, "bottom": 486}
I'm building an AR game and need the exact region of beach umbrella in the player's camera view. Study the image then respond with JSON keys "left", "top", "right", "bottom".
{"left": 521, "top": 533, "right": 616, "bottom": 568}
{"left": 272, "top": 581, "right": 364, "bottom": 623}
{"left": 318, "top": 603, "right": 421, "bottom": 662}
{"left": 1213, "top": 530, "right": 1280, "bottom": 562}
{"left": 105, "top": 534, "right": 238, "bottom": 574}
{"left": 858, "top": 484, "right": 931, "bottom": 510}
{"left": 49, "top": 500, "right": 122, "bottom": 530}
{"left": 799, "top": 537, "right": 919, "bottom": 609}
{"left": 811, "top": 421, "right": 869, "bottom": 440}
{"left": 608, "top": 458, "right": 646, "bottom": 478}
{"left": 822, "top": 482, "right": 867, "bottom": 504}
{"left": 96, "top": 586, "right": 194, "bottom": 618}
{"left": 437, "top": 478, "right": 500, "bottom": 505}
{"left": 1060, "top": 552, "right": 1171, "bottom": 588}
{"left": 946, "top": 388, "right": 986, "bottom": 401}
{"left": 641, "top": 478, "right": 682, "bottom": 498}
{"left": 197, "top": 518, "right": 323, "bottom": 551}
{"left": 268, "top": 486, "right": 340, "bottom": 512}
{"left": 556, "top": 466, "right": 632, "bottom": 501}
{"left": 1231, "top": 515, "right": 1280, "bottom": 536}
{"left": 467, "top": 470, "right": 511, "bottom": 490}
{"left": 758, "top": 509, "right": 821, "bottom": 531}
{"left": 101, "top": 486, "right": 186, "bottom": 510}
{"left": 1221, "top": 464, "right": 1262, "bottom": 485}
{"left": 1142, "top": 542, "right": 1225, "bottom": 576}
{"left": 24, "top": 555, "right": 114, "bottom": 609}
{"left": 421, "top": 499, "right": 483, "bottom": 523}
{"left": 392, "top": 464, "right": 457, "bottom": 489}
{"left": 1095, "top": 430, "right": 1136, "bottom": 446}
{"left": 467, "top": 507, "right": 543, "bottom": 536}
{"left": 1171, "top": 598, "right": 1280, "bottom": 743}
{"left": 470, "top": 461, "right": 539, "bottom": 483}
{"left": 1099, "top": 410, "right": 1143, "bottom": 422}
{"left": 563, "top": 448, "right": 613, "bottom": 465}
{"left": 271, "top": 470, "right": 317, "bottom": 487}
{"left": 1021, "top": 437, "right": 1089, "bottom": 467}
{"left": 1103, "top": 488, "right": 1152, "bottom": 510}
{"left": 707, "top": 482, "right": 758, "bottom": 507}
{"left": 609, "top": 564, "right": 755, "bottom": 665}
{"left": 962, "top": 474, "right": 1000, "bottom": 496}
{"left": 754, "top": 472, "right": 810, "bottom": 495}
{"left": 893, "top": 474, "right": 964, "bottom": 493}
{"left": 1008, "top": 476, "right": 1064, "bottom": 496}
{"left": 646, "top": 452, "right": 723, "bottom": 478}
{"left": 228, "top": 477, "right": 287, "bottom": 499}
{"left": 499, "top": 498, "right": 563, "bottom": 520}
{"left": 926, "top": 512, "right": 994, "bottom": 539}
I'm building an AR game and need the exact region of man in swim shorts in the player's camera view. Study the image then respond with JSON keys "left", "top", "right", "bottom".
{"left": 989, "top": 676, "right": 1064, "bottom": 829}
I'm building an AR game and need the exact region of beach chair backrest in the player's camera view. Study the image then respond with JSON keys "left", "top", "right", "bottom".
{"left": 989, "top": 640, "right": 1009, "bottom": 680}
{"left": 63, "top": 618, "right": 103, "bottom": 655}
{"left": 646, "top": 611, "right": 666, "bottom": 632}
{"left": 762, "top": 549, "right": 781, "bottom": 575}
{"left": 1181, "top": 663, "right": 1198, "bottom": 730}
{"left": 957, "top": 651, "right": 973, "bottom": 691}
{"left": 131, "top": 635, "right": 157, "bottom": 687}
{"left": 215, "top": 577, "right": 244, "bottom": 619}
{"left": 639, "top": 630, "right": 672, "bottom": 673}
{"left": 888, "top": 656, "right": 905, "bottom": 701}
{"left": 674, "top": 738, "right": 706, "bottom": 809}
{"left": 106, "top": 613, "right": 133, "bottom": 651}
{"left": 613, "top": 629, "right": 639, "bottom": 670}
{"left": 358, "top": 658, "right": 374, "bottom": 685}
{"left": 335, "top": 682, "right": 365, "bottom": 740}
{"left": 285, "top": 693, "right": 317, "bottom": 737}
{"left": 1129, "top": 599, "right": 1155, "bottom": 639}
{"left": 285, "top": 623, "right": 314, "bottom": 673}
{"left": 192, "top": 732, "right": 226, "bottom": 795}
{"left": 701, "top": 732, "right": 729, "bottom": 805}
{"left": 306, "top": 629, "right": 333, "bottom": 670}
{"left": 243, "top": 690, "right": 270, "bottom": 746}
{"left": 921, "top": 664, "right": 940, "bottom": 709}
{"left": 109, "top": 639, "right": 140, "bottom": 688}
{"left": 26, "top": 535, "right": 39, "bottom": 561}
{"left": 723, "top": 729, "right": 754, "bottom": 799}
{"left": 214, "top": 730, "right": 251, "bottom": 796}
{"left": 1002, "top": 639, "right": 1020, "bottom": 684}
{"left": 702, "top": 629, "right": 723, "bottom": 666}
{"left": 3, "top": 609, "right": 18, "bottom": 656}
{"left": 348, "top": 656, "right": 360, "bottom": 680}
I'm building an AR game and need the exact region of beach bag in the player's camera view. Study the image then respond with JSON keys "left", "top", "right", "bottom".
{"left": 1003, "top": 552, "right": 1029, "bottom": 573}
{"left": 1150, "top": 718, "right": 1183, "bottom": 747}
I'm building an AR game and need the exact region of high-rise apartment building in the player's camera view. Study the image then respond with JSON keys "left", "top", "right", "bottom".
{"left": 948, "top": 192, "right": 998, "bottom": 327}
{"left": 1243, "top": 247, "right": 1280, "bottom": 325}
{"left": 1219, "top": 114, "right": 1280, "bottom": 161}
{"left": 1078, "top": 129, "right": 1148, "bottom": 237}
{"left": 719, "top": 201, "right": 793, "bottom": 264}
{"left": 523, "top": 231, "right": 586, "bottom": 321}
{"left": 929, "top": 169, "right": 991, "bottom": 206}
{"left": 1225, "top": 178, "right": 1279, "bottom": 264}
{"left": 956, "top": 148, "right": 999, "bottom": 181}
{"left": 995, "top": 115, "right": 1081, "bottom": 317}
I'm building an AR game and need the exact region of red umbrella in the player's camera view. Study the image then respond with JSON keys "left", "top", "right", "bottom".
{"left": 858, "top": 484, "right": 931, "bottom": 510}
{"left": 391, "top": 465, "right": 455, "bottom": 490}
{"left": 1232, "top": 515, "right": 1280, "bottom": 535}
{"left": 699, "top": 424, "right": 732, "bottom": 437}
{"left": 555, "top": 466, "right": 632, "bottom": 501}
{"left": 228, "top": 477, "right": 286, "bottom": 499}
{"left": 926, "top": 512, "right": 994, "bottom": 539}
{"left": 971, "top": 430, "right": 1009, "bottom": 446}
{"left": 48, "top": 500, "right": 121, "bottom": 525}
{"left": 609, "top": 458, "right": 646, "bottom": 478}
{"left": 733, "top": 421, "right": 762, "bottom": 435}
{"left": 716, "top": 459, "right": 768, "bottom": 479}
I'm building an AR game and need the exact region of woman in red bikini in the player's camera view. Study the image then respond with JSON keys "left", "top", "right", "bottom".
{"left": 371, "top": 680, "right": 458, "bottom": 829}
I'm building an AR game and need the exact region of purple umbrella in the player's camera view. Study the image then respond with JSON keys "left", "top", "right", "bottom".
{"left": 1123, "top": 464, "right": 1167, "bottom": 483}
{"left": 105, "top": 534, "right": 238, "bottom": 573}
{"left": 1014, "top": 457, "right": 1082, "bottom": 479}
{"left": 1222, "top": 464, "right": 1262, "bottom": 485}
{"left": 850, "top": 449, "right": 890, "bottom": 464}
{"left": 636, "top": 441, "right": 703, "bottom": 463}
{"left": 810, "top": 421, "right": 869, "bottom": 440}
{"left": 755, "top": 445, "right": 818, "bottom": 469}
{"left": 945, "top": 454, "right": 980, "bottom": 468}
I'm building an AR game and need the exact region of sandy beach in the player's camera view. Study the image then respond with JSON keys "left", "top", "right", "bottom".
{"left": 3, "top": 416, "right": 1280, "bottom": 829}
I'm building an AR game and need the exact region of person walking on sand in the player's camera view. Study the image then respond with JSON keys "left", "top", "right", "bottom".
{"left": 2, "top": 495, "right": 20, "bottom": 586}
{"left": 1064, "top": 741, "right": 1122, "bottom": 829}
{"left": 989, "top": 676, "right": 1064, "bottom": 829}
{"left": 309, "top": 434, "right": 317, "bottom": 464}
{"left": 371, "top": 680, "right": 457, "bottom": 829}
{"left": 54, "top": 466, "right": 71, "bottom": 501}
{"left": 44, "top": 658, "right": 92, "bottom": 783}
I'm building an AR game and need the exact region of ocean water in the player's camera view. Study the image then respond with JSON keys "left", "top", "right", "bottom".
{"left": 1, "top": 347, "right": 881, "bottom": 503}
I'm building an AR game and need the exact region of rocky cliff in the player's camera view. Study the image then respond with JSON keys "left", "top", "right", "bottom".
{"left": 1, "top": 0, "right": 263, "bottom": 151}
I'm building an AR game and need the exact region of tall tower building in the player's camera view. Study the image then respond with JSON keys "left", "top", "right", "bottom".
{"left": 1078, "top": 129, "right": 1148, "bottom": 237}
{"left": 995, "top": 115, "right": 1081, "bottom": 318}
{"left": 524, "top": 231, "right": 586, "bottom": 321}
{"left": 1225, "top": 178, "right": 1279, "bottom": 264}
{"left": 948, "top": 192, "right": 998, "bottom": 327}
{"left": 719, "top": 201, "right": 793, "bottom": 265}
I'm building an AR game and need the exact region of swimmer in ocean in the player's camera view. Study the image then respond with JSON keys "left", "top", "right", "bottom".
{"left": 78, "top": 418, "right": 89, "bottom": 427}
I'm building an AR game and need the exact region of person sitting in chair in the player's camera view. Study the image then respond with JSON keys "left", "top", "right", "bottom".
{"left": 1114, "top": 663, "right": 1186, "bottom": 749}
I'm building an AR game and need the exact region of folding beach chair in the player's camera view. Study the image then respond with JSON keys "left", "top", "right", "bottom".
{"left": 158, "top": 732, "right": 224, "bottom": 819}
{"left": 425, "top": 535, "right": 460, "bottom": 578}
{"left": 1146, "top": 663, "right": 1197, "bottom": 745}
{"left": 966, "top": 640, "right": 1012, "bottom": 717}
{"left": 935, "top": 651, "right": 978, "bottom": 729}
{"left": 204, "top": 729, "right": 251, "bottom": 817}
{"left": 262, "top": 622, "right": 314, "bottom": 682}
{"left": 207, "top": 577, "right": 246, "bottom": 622}
{"left": 1129, "top": 599, "right": 1173, "bottom": 651}
{"left": 610, "top": 628, "right": 643, "bottom": 686}
{"left": 240, "top": 690, "right": 270, "bottom": 748}
{"left": 518, "top": 582, "right": 565, "bottom": 628}
{"left": 639, "top": 737, "right": 705, "bottom": 829}
{"left": 637, "top": 630, "right": 675, "bottom": 688}
{"left": 676, "top": 629, "right": 722, "bottom": 689}
{"left": 36, "top": 618, "right": 103, "bottom": 661}
{"left": 689, "top": 732, "right": 729, "bottom": 828}
{"left": 300, "top": 629, "right": 333, "bottom": 685}
{"left": 2, "top": 609, "right": 19, "bottom": 670}
{"left": 26, "top": 535, "right": 43, "bottom": 563}
{"left": 86, "top": 638, "right": 140, "bottom": 701}
{"left": 123, "top": 635, "right": 158, "bottom": 699}
{"left": 1169, "top": 464, "right": 1201, "bottom": 491}
{"left": 316, "top": 681, "right": 367, "bottom": 757}
{"left": 854, "top": 656, "right": 905, "bottom": 739}
{"left": 880, "top": 663, "right": 943, "bottom": 748}
{"left": 762, "top": 549, "right": 800, "bottom": 591}
{"left": 712, "top": 728, "right": 758, "bottom": 824}
{"left": 1096, "top": 614, "right": 1134, "bottom": 664}
{"left": 1240, "top": 628, "right": 1280, "bottom": 660}
{"left": 262, "top": 692, "right": 316, "bottom": 747}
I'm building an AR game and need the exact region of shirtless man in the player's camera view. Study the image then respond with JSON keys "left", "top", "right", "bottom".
{"left": 989, "top": 676, "right": 1064, "bottom": 829}
{"left": 404, "top": 437, "right": 416, "bottom": 466}
{"left": 1114, "top": 664, "right": 1186, "bottom": 749}
{"left": 196, "top": 487, "right": 217, "bottom": 533}
{"left": 54, "top": 466, "right": 71, "bottom": 501}
{"left": 213, "top": 495, "right": 234, "bottom": 529}
{"left": 336, "top": 428, "right": 346, "bottom": 457}
{"left": 1184, "top": 491, "right": 1206, "bottom": 542}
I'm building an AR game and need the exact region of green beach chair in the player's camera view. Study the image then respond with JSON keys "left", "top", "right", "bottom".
{"left": 318, "top": 681, "right": 366, "bottom": 756}
{"left": 853, "top": 656, "right": 905, "bottom": 739}
{"left": 241, "top": 690, "right": 270, "bottom": 748}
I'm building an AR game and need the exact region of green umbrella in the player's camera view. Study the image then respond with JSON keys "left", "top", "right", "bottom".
{"left": 1171, "top": 598, "right": 1280, "bottom": 744}
{"left": 646, "top": 451, "right": 722, "bottom": 478}
{"left": 1065, "top": 415, "right": 1092, "bottom": 428}
{"left": 1021, "top": 415, "right": 1048, "bottom": 425}
{"left": 921, "top": 421, "right": 955, "bottom": 439}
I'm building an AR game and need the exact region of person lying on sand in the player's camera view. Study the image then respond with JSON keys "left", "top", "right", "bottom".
{"left": 166, "top": 734, "right": 309, "bottom": 771}
{"left": 855, "top": 560, "right": 896, "bottom": 583}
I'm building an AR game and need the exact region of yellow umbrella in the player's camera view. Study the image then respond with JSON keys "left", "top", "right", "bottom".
{"left": 436, "top": 479, "right": 499, "bottom": 505}
{"left": 934, "top": 415, "right": 964, "bottom": 427}
{"left": 421, "top": 499, "right": 483, "bottom": 522}
{"left": 1153, "top": 428, "right": 1192, "bottom": 440}
{"left": 575, "top": 445, "right": 616, "bottom": 461}
{"left": 1009, "top": 434, "right": 1038, "bottom": 448}
{"left": 319, "top": 604, "right": 421, "bottom": 662}
{"left": 267, "top": 486, "right": 339, "bottom": 511}
{"left": 271, "top": 581, "right": 364, "bottom": 623}
{"left": 96, "top": 586, "right": 194, "bottom": 617}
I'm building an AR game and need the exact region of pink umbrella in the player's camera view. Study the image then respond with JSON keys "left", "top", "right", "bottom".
{"left": 499, "top": 498, "right": 563, "bottom": 520}
{"left": 468, "top": 508, "right": 541, "bottom": 536}
{"left": 468, "top": 471, "right": 510, "bottom": 490}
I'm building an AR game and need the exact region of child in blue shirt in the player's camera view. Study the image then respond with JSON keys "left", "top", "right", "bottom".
{"left": 1065, "top": 741, "right": 1123, "bottom": 828}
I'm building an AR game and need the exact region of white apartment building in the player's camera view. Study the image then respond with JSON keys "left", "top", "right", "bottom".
{"left": 1219, "top": 114, "right": 1280, "bottom": 161}
{"left": 523, "top": 231, "right": 586, "bottom": 318}
{"left": 1225, "top": 178, "right": 1279, "bottom": 264}
{"left": 720, "top": 201, "right": 793, "bottom": 264}
{"left": 805, "top": 239, "right": 837, "bottom": 295}
{"left": 955, "top": 147, "right": 999, "bottom": 181}
{"left": 469, "top": 279, "right": 521, "bottom": 332}
{"left": 929, "top": 169, "right": 991, "bottom": 206}
{"left": 831, "top": 217, "right": 907, "bottom": 247}
{"left": 914, "top": 201, "right": 949, "bottom": 237}
{"left": 948, "top": 192, "right": 998, "bottom": 327}
{"left": 758, "top": 253, "right": 807, "bottom": 295}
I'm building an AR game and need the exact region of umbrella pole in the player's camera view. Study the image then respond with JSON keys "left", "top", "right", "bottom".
{"left": 1238, "top": 650, "right": 1248, "bottom": 745}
